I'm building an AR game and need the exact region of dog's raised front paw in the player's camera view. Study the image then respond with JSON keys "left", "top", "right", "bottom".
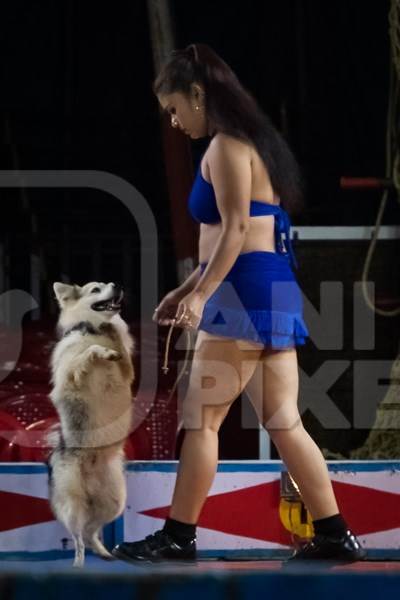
{"left": 88, "top": 345, "right": 121, "bottom": 362}
{"left": 103, "top": 349, "right": 122, "bottom": 361}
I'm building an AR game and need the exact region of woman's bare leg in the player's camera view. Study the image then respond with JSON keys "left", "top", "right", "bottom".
{"left": 245, "top": 347, "right": 339, "bottom": 520}
{"left": 169, "top": 331, "right": 264, "bottom": 524}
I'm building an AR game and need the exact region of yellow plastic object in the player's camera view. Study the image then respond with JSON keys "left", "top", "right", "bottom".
{"left": 279, "top": 498, "right": 314, "bottom": 539}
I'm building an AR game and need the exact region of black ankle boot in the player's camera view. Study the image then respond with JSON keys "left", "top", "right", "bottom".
{"left": 112, "top": 529, "right": 197, "bottom": 563}
{"left": 288, "top": 529, "right": 366, "bottom": 561}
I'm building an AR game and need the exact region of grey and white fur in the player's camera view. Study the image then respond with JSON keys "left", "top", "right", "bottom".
{"left": 48, "top": 281, "right": 134, "bottom": 567}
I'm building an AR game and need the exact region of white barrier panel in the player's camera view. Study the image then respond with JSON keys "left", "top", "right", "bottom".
{"left": 123, "top": 461, "right": 400, "bottom": 558}
{"left": 0, "top": 461, "right": 399, "bottom": 559}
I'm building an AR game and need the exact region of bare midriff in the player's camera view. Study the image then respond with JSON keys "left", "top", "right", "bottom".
{"left": 199, "top": 217, "right": 276, "bottom": 263}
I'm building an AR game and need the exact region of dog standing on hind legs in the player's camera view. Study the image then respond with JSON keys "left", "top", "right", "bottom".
{"left": 48, "top": 281, "right": 134, "bottom": 567}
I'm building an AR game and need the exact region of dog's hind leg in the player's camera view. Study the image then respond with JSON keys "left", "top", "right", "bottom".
{"left": 63, "top": 507, "right": 86, "bottom": 567}
{"left": 72, "top": 532, "right": 85, "bottom": 568}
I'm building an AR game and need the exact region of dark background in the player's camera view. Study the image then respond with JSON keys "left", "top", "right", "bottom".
{"left": 1, "top": 1, "right": 395, "bottom": 287}
{"left": 1, "top": 1, "right": 398, "bottom": 458}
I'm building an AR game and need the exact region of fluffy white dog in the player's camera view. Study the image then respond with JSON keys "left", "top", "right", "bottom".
{"left": 49, "top": 281, "right": 134, "bottom": 567}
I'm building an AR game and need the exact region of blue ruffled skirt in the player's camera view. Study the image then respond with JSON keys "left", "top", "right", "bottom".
{"left": 198, "top": 251, "right": 309, "bottom": 349}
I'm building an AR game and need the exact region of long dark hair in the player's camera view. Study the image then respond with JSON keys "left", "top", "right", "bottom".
{"left": 153, "top": 43, "right": 303, "bottom": 215}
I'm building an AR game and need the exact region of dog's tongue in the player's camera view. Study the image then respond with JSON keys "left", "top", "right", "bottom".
{"left": 92, "top": 298, "right": 121, "bottom": 312}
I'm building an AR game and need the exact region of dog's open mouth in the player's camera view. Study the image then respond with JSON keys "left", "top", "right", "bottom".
{"left": 91, "top": 290, "right": 123, "bottom": 312}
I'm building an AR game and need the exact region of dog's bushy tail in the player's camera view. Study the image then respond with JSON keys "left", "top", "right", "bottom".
{"left": 46, "top": 422, "right": 63, "bottom": 450}
{"left": 46, "top": 423, "right": 64, "bottom": 484}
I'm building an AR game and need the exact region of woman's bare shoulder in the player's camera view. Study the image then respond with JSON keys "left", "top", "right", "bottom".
{"left": 209, "top": 132, "right": 252, "bottom": 154}
{"left": 202, "top": 134, "right": 252, "bottom": 181}
{"left": 204, "top": 133, "right": 252, "bottom": 171}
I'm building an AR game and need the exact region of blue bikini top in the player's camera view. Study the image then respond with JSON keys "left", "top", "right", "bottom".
{"left": 188, "top": 163, "right": 298, "bottom": 269}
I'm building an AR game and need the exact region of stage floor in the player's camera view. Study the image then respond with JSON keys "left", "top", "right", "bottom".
{"left": 1, "top": 555, "right": 400, "bottom": 574}
{"left": 0, "top": 556, "right": 400, "bottom": 600}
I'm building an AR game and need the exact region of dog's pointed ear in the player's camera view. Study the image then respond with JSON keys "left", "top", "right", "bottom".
{"left": 53, "top": 282, "right": 79, "bottom": 305}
